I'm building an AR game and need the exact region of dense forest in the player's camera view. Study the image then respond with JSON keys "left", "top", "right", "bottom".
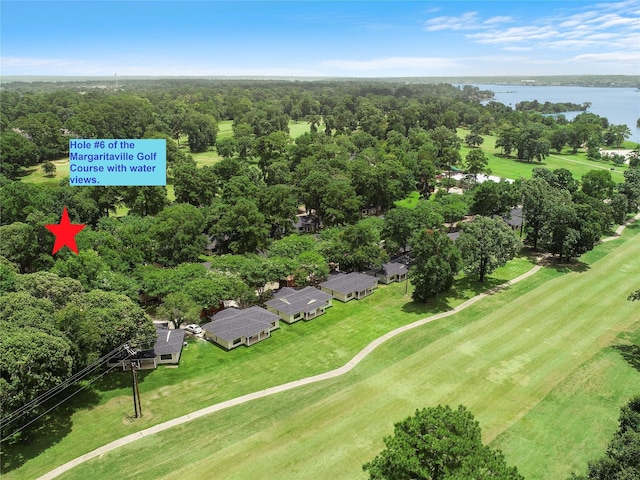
{"left": 1, "top": 79, "right": 639, "bottom": 443}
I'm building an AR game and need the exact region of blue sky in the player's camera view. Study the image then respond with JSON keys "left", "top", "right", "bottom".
{"left": 1, "top": 1, "right": 639, "bottom": 77}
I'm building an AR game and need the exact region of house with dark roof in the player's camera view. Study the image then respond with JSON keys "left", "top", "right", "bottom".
{"left": 319, "top": 272, "right": 378, "bottom": 302}
{"left": 369, "top": 262, "right": 408, "bottom": 284}
{"left": 505, "top": 206, "right": 524, "bottom": 236}
{"left": 265, "top": 286, "right": 333, "bottom": 323}
{"left": 293, "top": 213, "right": 319, "bottom": 233}
{"left": 109, "top": 324, "right": 185, "bottom": 370}
{"left": 201, "top": 306, "right": 280, "bottom": 350}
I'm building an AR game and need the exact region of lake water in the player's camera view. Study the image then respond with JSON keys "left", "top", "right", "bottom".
{"left": 470, "top": 84, "right": 640, "bottom": 143}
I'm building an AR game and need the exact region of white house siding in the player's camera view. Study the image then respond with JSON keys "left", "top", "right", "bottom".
{"left": 157, "top": 352, "right": 180, "bottom": 365}
{"left": 266, "top": 307, "right": 299, "bottom": 324}
{"left": 204, "top": 331, "right": 235, "bottom": 350}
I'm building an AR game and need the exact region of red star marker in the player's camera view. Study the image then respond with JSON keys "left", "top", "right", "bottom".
{"left": 45, "top": 207, "right": 86, "bottom": 254}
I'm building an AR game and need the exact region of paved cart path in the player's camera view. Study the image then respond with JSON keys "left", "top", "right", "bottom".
{"left": 38, "top": 215, "right": 638, "bottom": 480}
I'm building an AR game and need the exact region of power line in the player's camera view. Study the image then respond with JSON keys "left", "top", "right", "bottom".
{"left": 1, "top": 362, "right": 126, "bottom": 443}
{"left": 0, "top": 343, "right": 126, "bottom": 428}
{"left": 0, "top": 343, "right": 130, "bottom": 430}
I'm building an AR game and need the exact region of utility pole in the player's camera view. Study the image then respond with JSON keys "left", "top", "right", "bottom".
{"left": 125, "top": 344, "right": 142, "bottom": 418}
{"left": 405, "top": 270, "right": 409, "bottom": 295}
{"left": 132, "top": 362, "right": 142, "bottom": 417}
{"left": 130, "top": 361, "right": 139, "bottom": 418}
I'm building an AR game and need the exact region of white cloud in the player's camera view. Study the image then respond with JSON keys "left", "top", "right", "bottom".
{"left": 569, "top": 52, "right": 640, "bottom": 63}
{"left": 457, "top": 1, "right": 639, "bottom": 59}
{"left": 468, "top": 26, "right": 557, "bottom": 44}
{"left": 502, "top": 46, "right": 534, "bottom": 52}
{"left": 424, "top": 12, "right": 480, "bottom": 31}
{"left": 483, "top": 16, "right": 512, "bottom": 26}
{"left": 583, "top": 33, "right": 618, "bottom": 40}
{"left": 423, "top": 12, "right": 510, "bottom": 32}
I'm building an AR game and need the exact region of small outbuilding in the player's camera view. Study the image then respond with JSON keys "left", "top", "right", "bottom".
{"left": 201, "top": 306, "right": 280, "bottom": 350}
{"left": 109, "top": 324, "right": 185, "bottom": 370}
{"left": 371, "top": 262, "right": 409, "bottom": 284}
{"left": 265, "top": 286, "right": 333, "bottom": 323}
{"left": 319, "top": 272, "right": 378, "bottom": 302}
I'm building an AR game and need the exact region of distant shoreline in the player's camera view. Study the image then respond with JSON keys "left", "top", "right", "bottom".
{"left": 1, "top": 74, "right": 639, "bottom": 88}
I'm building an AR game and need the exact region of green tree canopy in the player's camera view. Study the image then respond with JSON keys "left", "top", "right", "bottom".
{"left": 363, "top": 405, "right": 523, "bottom": 480}
{"left": 0, "top": 131, "right": 40, "bottom": 178}
{"left": 157, "top": 292, "right": 200, "bottom": 329}
{"left": 464, "top": 148, "right": 490, "bottom": 183}
{"left": 78, "top": 289, "right": 155, "bottom": 354}
{"left": 183, "top": 112, "right": 218, "bottom": 153}
{"left": 409, "top": 229, "right": 462, "bottom": 302}
{"left": 581, "top": 170, "right": 615, "bottom": 200}
{"left": 470, "top": 181, "right": 518, "bottom": 218}
{"left": 136, "top": 262, "right": 207, "bottom": 299}
{"left": 14, "top": 271, "right": 84, "bottom": 309}
{"left": 267, "top": 234, "right": 319, "bottom": 259}
{"left": 382, "top": 207, "right": 415, "bottom": 253}
{"left": 457, "top": 216, "right": 522, "bottom": 282}
{"left": 0, "top": 291, "right": 56, "bottom": 331}
{"left": 320, "top": 221, "right": 388, "bottom": 272}
{"left": 0, "top": 324, "right": 74, "bottom": 432}
{"left": 150, "top": 203, "right": 206, "bottom": 266}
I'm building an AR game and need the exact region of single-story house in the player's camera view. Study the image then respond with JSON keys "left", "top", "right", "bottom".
{"left": 372, "top": 262, "right": 408, "bottom": 284}
{"left": 265, "top": 286, "right": 333, "bottom": 323}
{"left": 360, "top": 205, "right": 379, "bottom": 217}
{"left": 293, "top": 213, "right": 319, "bottom": 233}
{"left": 319, "top": 272, "right": 378, "bottom": 302}
{"left": 109, "top": 324, "right": 185, "bottom": 370}
{"left": 201, "top": 306, "right": 280, "bottom": 350}
{"left": 505, "top": 206, "right": 524, "bottom": 236}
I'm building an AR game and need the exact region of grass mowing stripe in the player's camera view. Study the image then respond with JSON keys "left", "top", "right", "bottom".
{"left": 5, "top": 261, "right": 534, "bottom": 479}
{"left": 492, "top": 344, "right": 640, "bottom": 479}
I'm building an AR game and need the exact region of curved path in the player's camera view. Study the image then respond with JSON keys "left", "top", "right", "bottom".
{"left": 602, "top": 212, "right": 640, "bottom": 242}
{"left": 39, "top": 216, "right": 637, "bottom": 480}
{"left": 38, "top": 267, "right": 541, "bottom": 480}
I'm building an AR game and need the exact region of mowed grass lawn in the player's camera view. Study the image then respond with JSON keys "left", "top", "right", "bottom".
{"left": 493, "top": 329, "right": 640, "bottom": 479}
{"left": 22, "top": 225, "right": 640, "bottom": 480}
{"left": 457, "top": 127, "right": 630, "bottom": 183}
{"left": 3, "top": 257, "right": 534, "bottom": 479}
{"left": 20, "top": 120, "right": 312, "bottom": 184}
{"left": 182, "top": 120, "right": 311, "bottom": 168}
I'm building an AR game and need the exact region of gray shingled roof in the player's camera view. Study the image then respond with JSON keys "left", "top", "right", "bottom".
{"left": 447, "top": 231, "right": 460, "bottom": 241}
{"left": 319, "top": 272, "right": 377, "bottom": 295}
{"left": 293, "top": 214, "right": 318, "bottom": 230}
{"left": 153, "top": 325, "right": 186, "bottom": 355}
{"left": 123, "top": 324, "right": 185, "bottom": 360}
{"left": 383, "top": 262, "right": 408, "bottom": 277}
{"left": 265, "top": 286, "right": 332, "bottom": 315}
{"left": 202, "top": 306, "right": 279, "bottom": 342}
{"left": 506, "top": 207, "right": 524, "bottom": 227}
